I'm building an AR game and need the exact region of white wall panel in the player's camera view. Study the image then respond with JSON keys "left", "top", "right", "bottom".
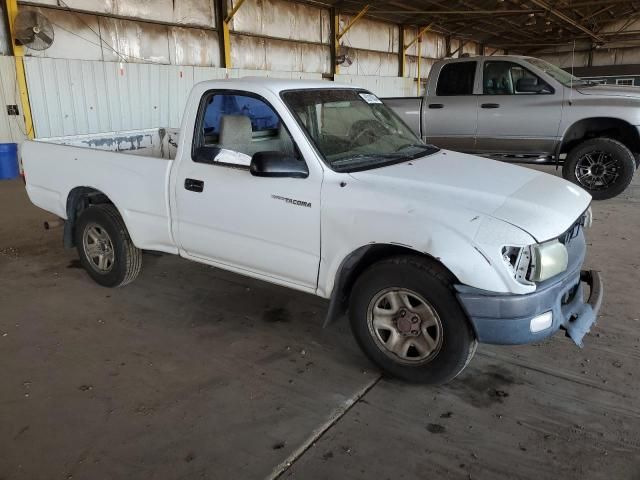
{"left": 335, "top": 74, "right": 414, "bottom": 97}
{"left": 21, "top": 6, "right": 104, "bottom": 61}
{"left": 24, "top": 57, "right": 323, "bottom": 138}
{"left": 404, "top": 56, "right": 434, "bottom": 80}
{"left": 116, "top": 0, "right": 174, "bottom": 24}
{"left": 339, "top": 50, "right": 398, "bottom": 77}
{"left": 169, "top": 27, "right": 220, "bottom": 67}
{"left": 25, "top": 0, "right": 215, "bottom": 26}
{"left": 230, "top": 0, "right": 328, "bottom": 44}
{"left": 21, "top": 4, "right": 219, "bottom": 67}
{"left": 100, "top": 17, "right": 171, "bottom": 64}
{"left": 338, "top": 16, "right": 398, "bottom": 53}
{"left": 231, "top": 34, "right": 330, "bottom": 73}
{"left": 404, "top": 29, "right": 446, "bottom": 59}
{"left": 0, "top": 56, "right": 27, "bottom": 143}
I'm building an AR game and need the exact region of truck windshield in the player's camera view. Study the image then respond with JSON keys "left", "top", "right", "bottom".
{"left": 526, "top": 58, "right": 596, "bottom": 87}
{"left": 281, "top": 89, "right": 438, "bottom": 172}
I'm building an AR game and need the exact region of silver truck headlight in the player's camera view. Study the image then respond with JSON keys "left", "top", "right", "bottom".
{"left": 530, "top": 240, "right": 568, "bottom": 282}
{"left": 502, "top": 239, "right": 568, "bottom": 284}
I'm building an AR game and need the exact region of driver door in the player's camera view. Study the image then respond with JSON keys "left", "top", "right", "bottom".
{"left": 173, "top": 91, "right": 321, "bottom": 291}
{"left": 475, "top": 60, "right": 563, "bottom": 156}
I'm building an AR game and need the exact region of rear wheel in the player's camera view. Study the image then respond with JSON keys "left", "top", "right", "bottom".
{"left": 563, "top": 137, "right": 636, "bottom": 200}
{"left": 74, "top": 205, "right": 142, "bottom": 287}
{"left": 349, "top": 256, "right": 477, "bottom": 384}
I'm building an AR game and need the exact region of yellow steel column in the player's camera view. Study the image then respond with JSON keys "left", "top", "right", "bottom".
{"left": 404, "top": 24, "right": 433, "bottom": 96}
{"left": 222, "top": 0, "right": 247, "bottom": 69}
{"left": 335, "top": 5, "right": 370, "bottom": 75}
{"left": 5, "top": 0, "right": 34, "bottom": 139}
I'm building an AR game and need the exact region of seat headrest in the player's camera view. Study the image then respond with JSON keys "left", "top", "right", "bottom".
{"left": 219, "top": 115, "right": 252, "bottom": 145}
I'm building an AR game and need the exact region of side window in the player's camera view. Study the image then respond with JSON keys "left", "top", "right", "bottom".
{"left": 483, "top": 61, "right": 552, "bottom": 95}
{"left": 436, "top": 62, "right": 477, "bottom": 96}
{"left": 193, "top": 92, "right": 298, "bottom": 166}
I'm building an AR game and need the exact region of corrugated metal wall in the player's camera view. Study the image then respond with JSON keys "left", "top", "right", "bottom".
{"left": 23, "top": 57, "right": 323, "bottom": 137}
{"left": 0, "top": 56, "right": 27, "bottom": 143}
{"left": 20, "top": 4, "right": 221, "bottom": 66}
{"left": 2, "top": 0, "right": 523, "bottom": 139}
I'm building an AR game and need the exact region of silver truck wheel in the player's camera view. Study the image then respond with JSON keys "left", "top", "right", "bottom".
{"left": 74, "top": 205, "right": 143, "bottom": 288}
{"left": 367, "top": 288, "right": 443, "bottom": 365}
{"left": 82, "top": 223, "right": 115, "bottom": 273}
{"left": 349, "top": 255, "right": 477, "bottom": 384}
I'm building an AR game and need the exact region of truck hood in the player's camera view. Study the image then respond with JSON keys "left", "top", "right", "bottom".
{"left": 576, "top": 84, "right": 640, "bottom": 98}
{"left": 348, "top": 150, "right": 591, "bottom": 242}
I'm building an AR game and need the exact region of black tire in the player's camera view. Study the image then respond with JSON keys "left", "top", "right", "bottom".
{"left": 562, "top": 137, "right": 636, "bottom": 200}
{"left": 349, "top": 256, "right": 477, "bottom": 384}
{"left": 74, "top": 204, "right": 142, "bottom": 287}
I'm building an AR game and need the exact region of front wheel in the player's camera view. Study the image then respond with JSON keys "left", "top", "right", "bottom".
{"left": 349, "top": 256, "right": 477, "bottom": 384}
{"left": 563, "top": 138, "right": 636, "bottom": 200}
{"left": 74, "top": 204, "right": 143, "bottom": 287}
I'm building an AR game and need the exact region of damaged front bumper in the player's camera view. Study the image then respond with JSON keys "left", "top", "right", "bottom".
{"left": 455, "top": 267, "right": 604, "bottom": 348}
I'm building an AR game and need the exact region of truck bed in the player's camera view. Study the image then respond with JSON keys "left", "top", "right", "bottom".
{"left": 22, "top": 128, "right": 180, "bottom": 254}
{"left": 37, "top": 128, "right": 180, "bottom": 160}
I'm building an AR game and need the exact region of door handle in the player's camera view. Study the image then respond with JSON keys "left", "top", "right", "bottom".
{"left": 428, "top": 103, "right": 444, "bottom": 109}
{"left": 184, "top": 178, "right": 204, "bottom": 193}
{"left": 481, "top": 103, "right": 500, "bottom": 109}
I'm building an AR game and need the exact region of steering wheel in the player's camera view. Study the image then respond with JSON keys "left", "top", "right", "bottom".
{"left": 348, "top": 120, "right": 392, "bottom": 148}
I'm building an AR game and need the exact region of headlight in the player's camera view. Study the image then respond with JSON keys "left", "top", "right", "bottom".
{"left": 502, "top": 239, "right": 568, "bottom": 284}
{"left": 530, "top": 240, "right": 568, "bottom": 282}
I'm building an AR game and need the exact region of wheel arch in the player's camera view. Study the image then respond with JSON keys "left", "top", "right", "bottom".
{"left": 64, "top": 186, "right": 125, "bottom": 248}
{"left": 323, "top": 243, "right": 459, "bottom": 327}
{"left": 560, "top": 117, "right": 640, "bottom": 156}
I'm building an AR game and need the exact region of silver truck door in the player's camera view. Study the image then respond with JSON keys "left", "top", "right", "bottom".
{"left": 475, "top": 59, "right": 563, "bottom": 156}
{"left": 423, "top": 60, "right": 479, "bottom": 152}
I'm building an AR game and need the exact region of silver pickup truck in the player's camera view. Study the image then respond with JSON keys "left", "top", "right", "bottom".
{"left": 385, "top": 55, "right": 640, "bottom": 200}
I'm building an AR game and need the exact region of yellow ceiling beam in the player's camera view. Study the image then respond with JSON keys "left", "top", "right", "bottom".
{"left": 336, "top": 5, "right": 370, "bottom": 42}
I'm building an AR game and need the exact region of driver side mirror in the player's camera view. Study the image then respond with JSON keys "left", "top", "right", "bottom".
{"left": 516, "top": 77, "right": 548, "bottom": 93}
{"left": 250, "top": 151, "right": 309, "bottom": 179}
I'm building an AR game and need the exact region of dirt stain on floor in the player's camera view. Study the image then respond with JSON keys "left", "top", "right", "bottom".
{"left": 445, "top": 364, "right": 523, "bottom": 408}
{"left": 263, "top": 307, "right": 291, "bottom": 323}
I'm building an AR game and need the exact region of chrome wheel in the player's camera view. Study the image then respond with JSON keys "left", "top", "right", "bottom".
{"left": 575, "top": 150, "right": 620, "bottom": 191}
{"left": 366, "top": 288, "right": 443, "bottom": 365}
{"left": 82, "top": 223, "right": 115, "bottom": 273}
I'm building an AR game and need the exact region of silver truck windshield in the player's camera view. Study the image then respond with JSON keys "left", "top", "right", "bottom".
{"left": 526, "top": 58, "right": 594, "bottom": 87}
{"left": 281, "top": 89, "right": 438, "bottom": 172}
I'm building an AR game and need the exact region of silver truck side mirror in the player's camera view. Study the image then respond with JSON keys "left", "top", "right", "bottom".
{"left": 249, "top": 151, "right": 309, "bottom": 179}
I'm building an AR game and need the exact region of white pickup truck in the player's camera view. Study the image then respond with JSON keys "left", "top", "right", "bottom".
{"left": 22, "top": 78, "right": 603, "bottom": 384}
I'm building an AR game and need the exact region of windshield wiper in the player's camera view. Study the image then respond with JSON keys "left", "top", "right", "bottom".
{"left": 331, "top": 153, "right": 398, "bottom": 171}
{"left": 393, "top": 143, "right": 434, "bottom": 153}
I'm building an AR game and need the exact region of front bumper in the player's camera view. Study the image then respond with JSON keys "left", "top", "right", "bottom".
{"left": 455, "top": 232, "right": 603, "bottom": 347}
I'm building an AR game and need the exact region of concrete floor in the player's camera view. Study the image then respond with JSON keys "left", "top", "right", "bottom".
{"left": 1, "top": 167, "right": 639, "bottom": 480}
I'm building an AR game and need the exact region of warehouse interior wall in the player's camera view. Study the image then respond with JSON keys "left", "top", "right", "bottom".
{"left": 2, "top": 0, "right": 639, "bottom": 141}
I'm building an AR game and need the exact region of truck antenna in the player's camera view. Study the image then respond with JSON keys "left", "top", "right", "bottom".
{"left": 569, "top": 40, "right": 575, "bottom": 105}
